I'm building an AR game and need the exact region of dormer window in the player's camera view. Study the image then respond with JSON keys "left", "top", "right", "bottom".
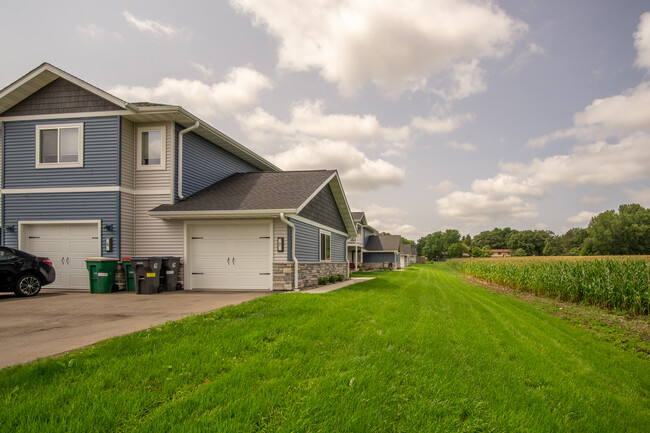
{"left": 35, "top": 123, "right": 83, "bottom": 168}
{"left": 137, "top": 126, "right": 166, "bottom": 170}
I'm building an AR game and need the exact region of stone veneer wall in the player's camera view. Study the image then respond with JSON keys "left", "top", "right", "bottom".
{"left": 362, "top": 262, "right": 393, "bottom": 271}
{"left": 273, "top": 262, "right": 349, "bottom": 291}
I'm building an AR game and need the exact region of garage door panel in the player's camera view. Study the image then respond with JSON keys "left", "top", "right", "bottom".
{"left": 24, "top": 223, "right": 100, "bottom": 290}
{"left": 189, "top": 222, "right": 271, "bottom": 290}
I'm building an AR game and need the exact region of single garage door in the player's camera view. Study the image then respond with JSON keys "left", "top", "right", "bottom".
{"left": 22, "top": 222, "right": 101, "bottom": 289}
{"left": 189, "top": 221, "right": 272, "bottom": 290}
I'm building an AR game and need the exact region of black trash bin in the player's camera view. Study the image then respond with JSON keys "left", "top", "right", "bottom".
{"left": 131, "top": 257, "right": 163, "bottom": 294}
{"left": 161, "top": 257, "right": 182, "bottom": 291}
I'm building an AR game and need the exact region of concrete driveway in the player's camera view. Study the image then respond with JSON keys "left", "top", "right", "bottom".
{"left": 0, "top": 289, "right": 272, "bottom": 369}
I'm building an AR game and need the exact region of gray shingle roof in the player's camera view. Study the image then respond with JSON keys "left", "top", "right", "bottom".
{"left": 151, "top": 170, "right": 335, "bottom": 213}
{"left": 351, "top": 212, "right": 365, "bottom": 222}
{"left": 364, "top": 234, "right": 402, "bottom": 252}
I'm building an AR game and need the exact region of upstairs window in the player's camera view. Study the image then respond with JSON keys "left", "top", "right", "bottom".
{"left": 320, "top": 231, "right": 331, "bottom": 261}
{"left": 35, "top": 123, "right": 83, "bottom": 168}
{"left": 137, "top": 126, "right": 166, "bottom": 170}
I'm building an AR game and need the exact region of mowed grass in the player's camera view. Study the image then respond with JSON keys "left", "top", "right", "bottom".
{"left": 1, "top": 264, "right": 649, "bottom": 432}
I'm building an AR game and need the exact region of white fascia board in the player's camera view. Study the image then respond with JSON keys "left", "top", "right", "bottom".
{"left": 148, "top": 209, "right": 296, "bottom": 220}
{"left": 0, "top": 110, "right": 132, "bottom": 122}
{"left": 295, "top": 172, "right": 337, "bottom": 214}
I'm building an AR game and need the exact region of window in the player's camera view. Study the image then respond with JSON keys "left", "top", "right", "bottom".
{"left": 0, "top": 248, "right": 17, "bottom": 260}
{"left": 137, "top": 126, "right": 166, "bottom": 170}
{"left": 35, "top": 123, "right": 83, "bottom": 168}
{"left": 320, "top": 231, "right": 331, "bottom": 261}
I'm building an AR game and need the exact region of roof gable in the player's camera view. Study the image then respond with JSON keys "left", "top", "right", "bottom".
{"left": 365, "top": 234, "right": 402, "bottom": 252}
{"left": 0, "top": 63, "right": 127, "bottom": 115}
{"left": 1, "top": 77, "right": 122, "bottom": 117}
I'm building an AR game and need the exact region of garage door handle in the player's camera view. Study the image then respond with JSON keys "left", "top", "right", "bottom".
{"left": 29, "top": 236, "right": 40, "bottom": 239}
{"left": 227, "top": 257, "right": 230, "bottom": 265}
{"left": 61, "top": 257, "right": 65, "bottom": 265}
{"left": 259, "top": 236, "right": 270, "bottom": 239}
{"left": 192, "top": 272, "right": 204, "bottom": 275}
{"left": 233, "top": 257, "right": 235, "bottom": 265}
{"left": 259, "top": 273, "right": 270, "bottom": 275}
{"left": 66, "top": 257, "right": 69, "bottom": 265}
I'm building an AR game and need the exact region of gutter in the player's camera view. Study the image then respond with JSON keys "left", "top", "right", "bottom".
{"left": 177, "top": 121, "right": 200, "bottom": 200}
{"left": 280, "top": 213, "right": 299, "bottom": 290}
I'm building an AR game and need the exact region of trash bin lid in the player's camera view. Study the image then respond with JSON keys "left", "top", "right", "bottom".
{"left": 85, "top": 257, "right": 118, "bottom": 261}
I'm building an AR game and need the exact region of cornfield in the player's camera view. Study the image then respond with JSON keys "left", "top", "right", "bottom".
{"left": 448, "top": 256, "right": 650, "bottom": 315}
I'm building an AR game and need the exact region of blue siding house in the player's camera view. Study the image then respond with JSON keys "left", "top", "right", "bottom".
{"left": 0, "top": 63, "right": 355, "bottom": 290}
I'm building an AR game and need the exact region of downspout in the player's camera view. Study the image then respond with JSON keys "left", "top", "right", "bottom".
{"left": 177, "top": 121, "right": 200, "bottom": 200}
{"left": 280, "top": 213, "right": 298, "bottom": 290}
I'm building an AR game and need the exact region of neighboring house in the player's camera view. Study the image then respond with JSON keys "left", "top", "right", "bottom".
{"left": 400, "top": 243, "right": 416, "bottom": 267}
{"left": 363, "top": 234, "right": 402, "bottom": 270}
{"left": 0, "top": 63, "right": 355, "bottom": 291}
{"left": 491, "top": 249, "right": 512, "bottom": 258}
{"left": 346, "top": 211, "right": 378, "bottom": 270}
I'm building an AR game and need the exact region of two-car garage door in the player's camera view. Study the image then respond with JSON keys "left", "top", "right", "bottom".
{"left": 188, "top": 221, "right": 272, "bottom": 290}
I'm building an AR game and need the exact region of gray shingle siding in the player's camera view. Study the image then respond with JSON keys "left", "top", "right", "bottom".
{"left": 297, "top": 183, "right": 345, "bottom": 233}
{"left": 0, "top": 78, "right": 122, "bottom": 117}
{"left": 178, "top": 124, "right": 258, "bottom": 200}
{"left": 2, "top": 116, "right": 120, "bottom": 188}
{"left": 1, "top": 192, "right": 120, "bottom": 258}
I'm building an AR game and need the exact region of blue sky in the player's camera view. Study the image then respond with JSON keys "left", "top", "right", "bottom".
{"left": 1, "top": 0, "right": 649, "bottom": 240}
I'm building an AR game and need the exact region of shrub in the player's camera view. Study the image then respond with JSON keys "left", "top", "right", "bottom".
{"left": 318, "top": 276, "right": 329, "bottom": 285}
{"left": 328, "top": 275, "right": 338, "bottom": 283}
{"left": 336, "top": 274, "right": 345, "bottom": 282}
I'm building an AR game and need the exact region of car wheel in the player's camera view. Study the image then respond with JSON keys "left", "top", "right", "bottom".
{"left": 14, "top": 274, "right": 42, "bottom": 297}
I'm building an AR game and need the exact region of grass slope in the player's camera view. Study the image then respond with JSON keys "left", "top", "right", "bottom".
{"left": 1, "top": 264, "right": 649, "bottom": 432}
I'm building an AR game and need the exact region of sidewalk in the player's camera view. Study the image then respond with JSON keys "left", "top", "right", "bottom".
{"left": 302, "top": 277, "right": 374, "bottom": 294}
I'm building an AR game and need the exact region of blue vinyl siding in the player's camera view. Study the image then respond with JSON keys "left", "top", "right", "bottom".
{"left": 2, "top": 116, "right": 120, "bottom": 188}
{"left": 2, "top": 192, "right": 120, "bottom": 258}
{"left": 177, "top": 124, "right": 258, "bottom": 199}
{"left": 331, "top": 232, "right": 346, "bottom": 262}
{"left": 364, "top": 252, "right": 396, "bottom": 263}
{"left": 291, "top": 218, "right": 347, "bottom": 263}
{"left": 292, "top": 219, "right": 319, "bottom": 262}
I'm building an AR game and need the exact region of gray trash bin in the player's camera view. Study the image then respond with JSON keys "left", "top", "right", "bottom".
{"left": 161, "top": 257, "right": 181, "bottom": 291}
{"left": 131, "top": 257, "right": 163, "bottom": 294}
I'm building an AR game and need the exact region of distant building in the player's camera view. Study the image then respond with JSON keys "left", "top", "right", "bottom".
{"left": 491, "top": 249, "right": 512, "bottom": 258}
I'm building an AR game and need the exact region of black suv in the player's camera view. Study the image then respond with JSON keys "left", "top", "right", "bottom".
{"left": 0, "top": 247, "right": 56, "bottom": 296}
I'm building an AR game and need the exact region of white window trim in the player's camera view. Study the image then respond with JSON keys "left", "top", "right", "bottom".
{"left": 320, "top": 230, "right": 331, "bottom": 262}
{"left": 136, "top": 126, "right": 166, "bottom": 171}
{"left": 35, "top": 123, "right": 84, "bottom": 169}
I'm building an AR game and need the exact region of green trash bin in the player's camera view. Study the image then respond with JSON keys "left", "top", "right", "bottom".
{"left": 122, "top": 258, "right": 135, "bottom": 292}
{"left": 85, "top": 258, "right": 118, "bottom": 293}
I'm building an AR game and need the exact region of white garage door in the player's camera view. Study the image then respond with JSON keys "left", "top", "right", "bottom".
{"left": 22, "top": 222, "right": 101, "bottom": 289}
{"left": 189, "top": 221, "right": 272, "bottom": 290}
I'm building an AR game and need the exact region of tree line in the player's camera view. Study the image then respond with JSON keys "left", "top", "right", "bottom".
{"left": 416, "top": 203, "right": 650, "bottom": 259}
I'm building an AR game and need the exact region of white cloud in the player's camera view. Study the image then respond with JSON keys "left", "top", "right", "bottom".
{"left": 471, "top": 174, "right": 544, "bottom": 198}
{"left": 411, "top": 113, "right": 472, "bottom": 135}
{"left": 436, "top": 191, "right": 538, "bottom": 222}
{"left": 231, "top": 0, "right": 526, "bottom": 96}
{"left": 76, "top": 23, "right": 105, "bottom": 40}
{"left": 504, "top": 134, "right": 650, "bottom": 187}
{"left": 427, "top": 180, "right": 458, "bottom": 194}
{"left": 191, "top": 62, "right": 215, "bottom": 80}
{"left": 634, "top": 12, "right": 650, "bottom": 72}
{"left": 566, "top": 211, "right": 597, "bottom": 225}
{"left": 266, "top": 140, "right": 404, "bottom": 194}
{"left": 237, "top": 101, "right": 410, "bottom": 152}
{"left": 443, "top": 59, "right": 487, "bottom": 100}
{"left": 503, "top": 42, "right": 545, "bottom": 75}
{"left": 361, "top": 204, "right": 418, "bottom": 237}
{"left": 110, "top": 66, "right": 272, "bottom": 119}
{"left": 445, "top": 140, "right": 476, "bottom": 152}
{"left": 123, "top": 11, "right": 178, "bottom": 36}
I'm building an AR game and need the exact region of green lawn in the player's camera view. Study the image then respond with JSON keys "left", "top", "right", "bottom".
{"left": 1, "top": 264, "right": 649, "bottom": 432}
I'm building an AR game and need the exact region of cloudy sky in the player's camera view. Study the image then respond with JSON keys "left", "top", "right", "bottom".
{"left": 2, "top": 0, "right": 649, "bottom": 240}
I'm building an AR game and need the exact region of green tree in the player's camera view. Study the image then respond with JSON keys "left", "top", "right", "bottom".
{"left": 512, "top": 248, "right": 527, "bottom": 257}
{"left": 472, "top": 228, "right": 515, "bottom": 249}
{"left": 507, "top": 230, "right": 550, "bottom": 256}
{"left": 584, "top": 204, "right": 650, "bottom": 254}
{"left": 448, "top": 242, "right": 470, "bottom": 258}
